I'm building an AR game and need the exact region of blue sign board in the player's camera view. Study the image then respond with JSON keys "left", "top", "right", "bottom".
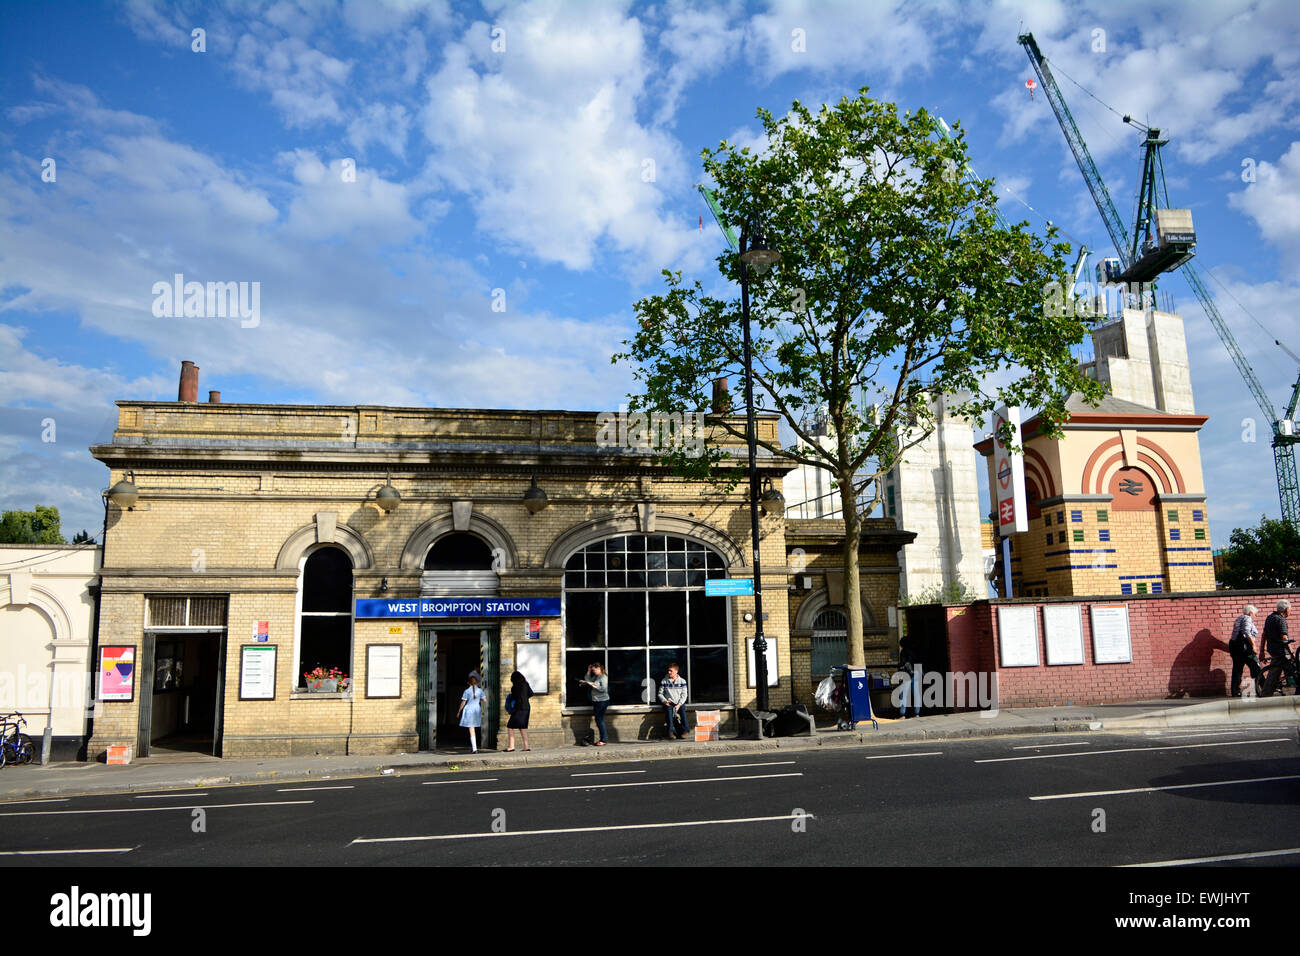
{"left": 704, "top": 578, "right": 754, "bottom": 597}
{"left": 355, "top": 598, "right": 561, "bottom": 619}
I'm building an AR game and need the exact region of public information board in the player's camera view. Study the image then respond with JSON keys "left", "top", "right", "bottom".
{"left": 704, "top": 578, "right": 754, "bottom": 597}
{"left": 239, "top": 645, "right": 277, "bottom": 700}
{"left": 366, "top": 645, "right": 402, "bottom": 699}
{"left": 997, "top": 605, "right": 1040, "bottom": 667}
{"left": 1090, "top": 604, "right": 1133, "bottom": 663}
{"left": 1043, "top": 604, "right": 1086, "bottom": 665}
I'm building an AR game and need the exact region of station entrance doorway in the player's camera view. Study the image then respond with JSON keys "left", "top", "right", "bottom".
{"left": 417, "top": 626, "right": 500, "bottom": 751}
{"left": 137, "top": 630, "right": 227, "bottom": 757}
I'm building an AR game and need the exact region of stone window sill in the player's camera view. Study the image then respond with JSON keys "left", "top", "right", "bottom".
{"left": 289, "top": 692, "right": 354, "bottom": 700}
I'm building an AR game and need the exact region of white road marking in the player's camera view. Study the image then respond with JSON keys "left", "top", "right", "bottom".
{"left": 1121, "top": 847, "right": 1300, "bottom": 867}
{"left": 977, "top": 738, "right": 1287, "bottom": 763}
{"left": 276, "top": 786, "right": 355, "bottom": 792}
{"left": 0, "top": 800, "right": 314, "bottom": 818}
{"left": 422, "top": 778, "right": 498, "bottom": 786}
{"left": 351, "top": 812, "right": 814, "bottom": 844}
{"left": 1011, "top": 741, "right": 1091, "bottom": 750}
{"left": 1146, "top": 731, "right": 1250, "bottom": 739}
{"left": 865, "top": 752, "right": 943, "bottom": 760}
{"left": 1031, "top": 773, "right": 1300, "bottom": 801}
{"left": 479, "top": 772, "right": 802, "bottom": 795}
{"left": 571, "top": 770, "right": 647, "bottom": 777}
{"left": 0, "top": 798, "right": 68, "bottom": 806}
{"left": 716, "top": 761, "right": 797, "bottom": 769}
{"left": 0, "top": 847, "right": 138, "bottom": 856}
{"left": 135, "top": 792, "right": 209, "bottom": 799}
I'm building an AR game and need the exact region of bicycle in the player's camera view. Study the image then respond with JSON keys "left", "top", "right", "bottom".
{"left": 0, "top": 713, "right": 34, "bottom": 767}
{"left": 1257, "top": 640, "right": 1299, "bottom": 698}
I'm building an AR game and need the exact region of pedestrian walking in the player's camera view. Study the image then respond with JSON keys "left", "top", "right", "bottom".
{"left": 505, "top": 670, "right": 533, "bottom": 752}
{"left": 1228, "top": 604, "right": 1262, "bottom": 697}
{"left": 578, "top": 661, "right": 609, "bottom": 745}
{"left": 897, "top": 634, "right": 921, "bottom": 718}
{"left": 1260, "top": 599, "right": 1296, "bottom": 690}
{"left": 658, "top": 661, "right": 689, "bottom": 739}
{"left": 457, "top": 670, "right": 486, "bottom": 753}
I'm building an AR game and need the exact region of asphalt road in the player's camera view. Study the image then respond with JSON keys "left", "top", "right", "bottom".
{"left": 4, "top": 725, "right": 1299, "bottom": 868}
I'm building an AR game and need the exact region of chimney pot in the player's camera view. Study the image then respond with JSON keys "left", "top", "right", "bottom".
{"left": 208, "top": 390, "right": 221, "bottom": 404}
{"left": 178, "top": 361, "right": 199, "bottom": 402}
{"left": 711, "top": 377, "right": 731, "bottom": 414}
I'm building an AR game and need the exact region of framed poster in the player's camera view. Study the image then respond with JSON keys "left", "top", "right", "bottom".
{"left": 1043, "top": 604, "right": 1086, "bottom": 666}
{"left": 366, "top": 644, "right": 402, "bottom": 699}
{"left": 746, "top": 637, "right": 779, "bottom": 688}
{"left": 515, "top": 641, "right": 549, "bottom": 694}
{"left": 1090, "top": 604, "right": 1133, "bottom": 664}
{"left": 239, "top": 644, "right": 278, "bottom": 700}
{"left": 98, "top": 645, "right": 137, "bottom": 702}
{"left": 997, "top": 606, "right": 1040, "bottom": 667}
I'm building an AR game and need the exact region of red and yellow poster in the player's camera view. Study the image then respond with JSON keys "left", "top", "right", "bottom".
{"left": 99, "top": 646, "right": 137, "bottom": 701}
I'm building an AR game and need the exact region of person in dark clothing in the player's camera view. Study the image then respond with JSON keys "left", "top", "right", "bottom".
{"left": 1260, "top": 600, "right": 1296, "bottom": 691}
{"left": 1228, "top": 605, "right": 1263, "bottom": 697}
{"left": 897, "top": 635, "right": 921, "bottom": 718}
{"left": 505, "top": 670, "right": 533, "bottom": 752}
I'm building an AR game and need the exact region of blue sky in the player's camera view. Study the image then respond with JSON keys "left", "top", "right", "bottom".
{"left": 2, "top": 0, "right": 1298, "bottom": 546}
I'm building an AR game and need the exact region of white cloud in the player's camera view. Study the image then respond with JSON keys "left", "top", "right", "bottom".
{"left": 419, "top": 2, "right": 700, "bottom": 273}
{"left": 1229, "top": 140, "right": 1300, "bottom": 272}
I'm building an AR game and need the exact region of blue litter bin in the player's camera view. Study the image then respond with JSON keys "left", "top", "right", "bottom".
{"left": 843, "top": 665, "right": 878, "bottom": 731}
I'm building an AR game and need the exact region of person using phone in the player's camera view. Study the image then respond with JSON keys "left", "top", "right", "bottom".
{"left": 577, "top": 662, "right": 609, "bottom": 745}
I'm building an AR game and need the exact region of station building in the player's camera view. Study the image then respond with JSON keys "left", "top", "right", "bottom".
{"left": 86, "top": 365, "right": 909, "bottom": 759}
{"left": 976, "top": 308, "right": 1215, "bottom": 597}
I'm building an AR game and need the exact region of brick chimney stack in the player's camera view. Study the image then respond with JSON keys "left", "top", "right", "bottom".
{"left": 711, "top": 377, "right": 730, "bottom": 414}
{"left": 178, "top": 361, "right": 199, "bottom": 402}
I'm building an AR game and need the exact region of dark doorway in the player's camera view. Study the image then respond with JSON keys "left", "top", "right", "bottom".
{"left": 436, "top": 632, "right": 484, "bottom": 747}
{"left": 147, "top": 632, "right": 225, "bottom": 757}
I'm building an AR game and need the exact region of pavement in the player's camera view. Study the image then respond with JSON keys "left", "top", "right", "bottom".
{"left": 4, "top": 696, "right": 1297, "bottom": 802}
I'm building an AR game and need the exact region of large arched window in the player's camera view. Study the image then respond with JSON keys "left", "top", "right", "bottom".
{"left": 297, "top": 546, "right": 353, "bottom": 688}
{"left": 563, "top": 535, "right": 730, "bottom": 706}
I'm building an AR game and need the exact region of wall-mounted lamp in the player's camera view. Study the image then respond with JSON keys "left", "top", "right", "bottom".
{"left": 375, "top": 470, "right": 401, "bottom": 513}
{"left": 523, "top": 476, "right": 549, "bottom": 514}
{"left": 107, "top": 470, "right": 140, "bottom": 509}
{"left": 759, "top": 477, "right": 785, "bottom": 516}
{"left": 380, "top": 577, "right": 389, "bottom": 593}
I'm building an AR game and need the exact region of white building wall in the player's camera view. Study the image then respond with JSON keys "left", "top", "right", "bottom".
{"left": 0, "top": 545, "right": 99, "bottom": 749}
{"left": 886, "top": 397, "right": 986, "bottom": 600}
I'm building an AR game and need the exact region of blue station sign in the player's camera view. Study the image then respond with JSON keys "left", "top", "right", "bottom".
{"left": 355, "top": 597, "right": 561, "bottom": 619}
{"left": 703, "top": 578, "right": 754, "bottom": 597}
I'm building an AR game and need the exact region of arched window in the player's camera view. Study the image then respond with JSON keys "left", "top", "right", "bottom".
{"left": 297, "top": 546, "right": 353, "bottom": 688}
{"left": 810, "top": 607, "right": 848, "bottom": 680}
{"left": 563, "top": 535, "right": 730, "bottom": 706}
{"left": 424, "top": 533, "right": 495, "bottom": 570}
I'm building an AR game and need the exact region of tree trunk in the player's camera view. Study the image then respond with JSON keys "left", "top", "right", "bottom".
{"left": 840, "top": 473, "right": 865, "bottom": 667}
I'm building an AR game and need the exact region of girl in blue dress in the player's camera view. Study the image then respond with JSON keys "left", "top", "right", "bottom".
{"left": 457, "top": 671, "right": 486, "bottom": 753}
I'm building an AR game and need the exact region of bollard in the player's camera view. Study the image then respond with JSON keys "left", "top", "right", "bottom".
{"left": 42, "top": 725, "right": 53, "bottom": 765}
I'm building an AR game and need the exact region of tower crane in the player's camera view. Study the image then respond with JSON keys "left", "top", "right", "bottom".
{"left": 1019, "top": 32, "right": 1300, "bottom": 531}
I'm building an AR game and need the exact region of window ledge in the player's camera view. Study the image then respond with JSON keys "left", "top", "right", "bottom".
{"left": 289, "top": 692, "right": 353, "bottom": 700}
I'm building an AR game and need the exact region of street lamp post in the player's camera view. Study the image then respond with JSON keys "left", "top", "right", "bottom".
{"left": 738, "top": 218, "right": 780, "bottom": 713}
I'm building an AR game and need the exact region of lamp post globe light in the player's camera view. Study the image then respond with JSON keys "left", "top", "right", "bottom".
{"left": 375, "top": 471, "right": 401, "bottom": 513}
{"left": 106, "top": 470, "right": 139, "bottom": 509}
{"left": 739, "top": 217, "right": 780, "bottom": 713}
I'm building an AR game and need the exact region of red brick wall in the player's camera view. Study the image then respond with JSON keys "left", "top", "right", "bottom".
{"left": 937, "top": 591, "right": 1296, "bottom": 708}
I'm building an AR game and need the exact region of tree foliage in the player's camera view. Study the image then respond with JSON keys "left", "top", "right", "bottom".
{"left": 615, "top": 90, "right": 1103, "bottom": 666}
{"left": 0, "top": 505, "right": 67, "bottom": 544}
{"left": 1220, "top": 516, "right": 1300, "bottom": 590}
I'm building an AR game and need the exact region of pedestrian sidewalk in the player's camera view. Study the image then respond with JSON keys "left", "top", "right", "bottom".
{"left": 3, "top": 697, "right": 1294, "bottom": 802}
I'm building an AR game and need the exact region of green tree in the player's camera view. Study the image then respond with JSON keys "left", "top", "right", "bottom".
{"left": 616, "top": 91, "right": 1102, "bottom": 666}
{"left": 1220, "top": 516, "right": 1300, "bottom": 590}
{"left": 72, "top": 529, "right": 94, "bottom": 544}
{"left": 0, "top": 505, "right": 67, "bottom": 544}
